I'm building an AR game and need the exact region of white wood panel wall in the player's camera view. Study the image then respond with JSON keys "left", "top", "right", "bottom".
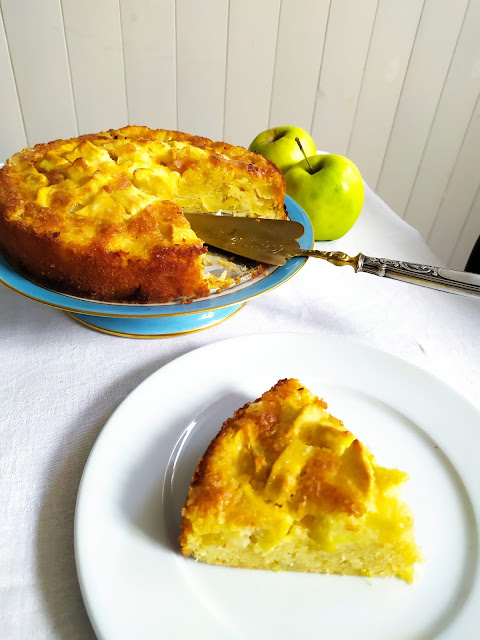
{"left": 0, "top": 0, "right": 479, "bottom": 270}
{"left": 120, "top": 0, "right": 176, "bottom": 130}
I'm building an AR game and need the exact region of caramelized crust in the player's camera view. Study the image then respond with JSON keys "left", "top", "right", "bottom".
{"left": 180, "top": 379, "right": 422, "bottom": 582}
{"left": 0, "top": 126, "right": 286, "bottom": 302}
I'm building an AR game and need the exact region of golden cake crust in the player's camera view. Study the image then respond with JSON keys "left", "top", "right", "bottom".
{"left": 180, "top": 379, "right": 422, "bottom": 582}
{"left": 0, "top": 126, "right": 286, "bottom": 302}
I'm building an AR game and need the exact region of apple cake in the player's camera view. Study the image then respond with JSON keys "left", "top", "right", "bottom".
{"left": 180, "top": 379, "right": 422, "bottom": 582}
{"left": 0, "top": 126, "right": 286, "bottom": 303}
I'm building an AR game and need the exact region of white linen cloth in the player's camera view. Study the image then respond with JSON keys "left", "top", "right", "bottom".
{"left": 1, "top": 184, "right": 479, "bottom": 639}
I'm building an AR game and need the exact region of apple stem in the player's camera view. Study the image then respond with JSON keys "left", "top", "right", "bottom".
{"left": 295, "top": 137, "right": 313, "bottom": 172}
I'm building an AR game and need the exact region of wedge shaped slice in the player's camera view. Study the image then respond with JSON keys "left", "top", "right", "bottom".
{"left": 179, "top": 379, "right": 422, "bottom": 582}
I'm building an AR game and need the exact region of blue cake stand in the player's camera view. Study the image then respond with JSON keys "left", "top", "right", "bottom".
{"left": 0, "top": 196, "right": 313, "bottom": 338}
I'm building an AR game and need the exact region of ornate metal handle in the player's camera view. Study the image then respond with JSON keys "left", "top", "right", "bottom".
{"left": 296, "top": 249, "right": 360, "bottom": 269}
{"left": 357, "top": 255, "right": 480, "bottom": 298}
{"left": 296, "top": 250, "right": 480, "bottom": 298}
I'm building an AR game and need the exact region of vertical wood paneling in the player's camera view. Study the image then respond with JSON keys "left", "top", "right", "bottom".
{"left": 224, "top": 0, "right": 280, "bottom": 147}
{"left": 120, "top": 0, "right": 176, "bottom": 130}
{"left": 376, "top": 0, "right": 469, "bottom": 218}
{"left": 176, "top": 0, "right": 228, "bottom": 140}
{"left": 347, "top": 0, "right": 424, "bottom": 187}
{"left": 1, "top": 0, "right": 76, "bottom": 146}
{"left": 404, "top": 0, "right": 480, "bottom": 240}
{"left": 0, "top": 9, "right": 26, "bottom": 161}
{"left": 311, "top": 0, "right": 378, "bottom": 155}
{"left": 269, "top": 0, "right": 329, "bottom": 134}
{"left": 62, "top": 0, "right": 127, "bottom": 134}
{"left": 428, "top": 93, "right": 480, "bottom": 266}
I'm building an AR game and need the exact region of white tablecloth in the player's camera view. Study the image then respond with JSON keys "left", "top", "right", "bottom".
{"left": 1, "top": 185, "right": 479, "bottom": 639}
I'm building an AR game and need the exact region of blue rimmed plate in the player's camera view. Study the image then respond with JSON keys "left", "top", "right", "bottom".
{"left": 0, "top": 196, "right": 313, "bottom": 337}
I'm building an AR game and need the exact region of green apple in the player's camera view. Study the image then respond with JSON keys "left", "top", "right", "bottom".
{"left": 249, "top": 126, "right": 316, "bottom": 174}
{"left": 284, "top": 154, "right": 364, "bottom": 241}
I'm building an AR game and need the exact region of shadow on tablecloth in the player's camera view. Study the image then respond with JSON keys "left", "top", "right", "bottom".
{"left": 34, "top": 353, "right": 189, "bottom": 640}
{"left": 36, "top": 424, "right": 100, "bottom": 639}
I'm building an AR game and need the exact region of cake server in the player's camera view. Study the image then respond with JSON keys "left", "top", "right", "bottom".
{"left": 184, "top": 212, "right": 480, "bottom": 299}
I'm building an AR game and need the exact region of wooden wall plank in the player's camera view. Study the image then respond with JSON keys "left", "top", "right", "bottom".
{"left": 224, "top": 0, "right": 280, "bottom": 147}
{"left": 449, "top": 187, "right": 480, "bottom": 271}
{"left": 428, "top": 92, "right": 480, "bottom": 267}
{"left": 0, "top": 8, "right": 26, "bottom": 161}
{"left": 1, "top": 0, "right": 77, "bottom": 146}
{"left": 311, "top": 0, "right": 378, "bottom": 156}
{"left": 269, "top": 0, "right": 329, "bottom": 135}
{"left": 62, "top": 0, "right": 127, "bottom": 134}
{"left": 404, "top": 0, "right": 480, "bottom": 240}
{"left": 176, "top": 0, "right": 228, "bottom": 140}
{"left": 120, "top": 0, "right": 176, "bottom": 131}
{"left": 376, "top": 0, "right": 469, "bottom": 217}
{"left": 347, "top": 0, "right": 424, "bottom": 188}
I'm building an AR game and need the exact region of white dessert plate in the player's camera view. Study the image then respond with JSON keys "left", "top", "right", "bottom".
{"left": 75, "top": 333, "right": 480, "bottom": 640}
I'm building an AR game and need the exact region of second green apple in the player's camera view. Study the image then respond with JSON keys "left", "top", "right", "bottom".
{"left": 248, "top": 126, "right": 316, "bottom": 174}
{"left": 285, "top": 154, "right": 364, "bottom": 241}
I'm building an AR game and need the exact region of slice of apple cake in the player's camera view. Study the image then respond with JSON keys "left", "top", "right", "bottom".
{"left": 180, "top": 378, "right": 422, "bottom": 582}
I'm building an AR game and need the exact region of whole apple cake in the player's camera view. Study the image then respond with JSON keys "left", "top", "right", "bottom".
{"left": 180, "top": 379, "right": 422, "bottom": 582}
{"left": 0, "top": 126, "right": 286, "bottom": 303}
